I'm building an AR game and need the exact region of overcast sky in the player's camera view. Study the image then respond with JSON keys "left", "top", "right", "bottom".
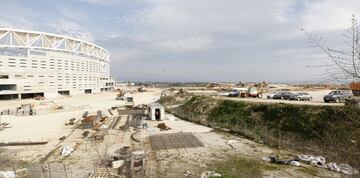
{"left": 1, "top": 0, "right": 359, "bottom": 83}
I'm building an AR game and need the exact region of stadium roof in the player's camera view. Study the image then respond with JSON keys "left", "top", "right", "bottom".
{"left": 0, "top": 28, "right": 109, "bottom": 61}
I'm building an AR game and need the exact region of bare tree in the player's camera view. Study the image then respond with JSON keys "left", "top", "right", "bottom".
{"left": 302, "top": 15, "right": 360, "bottom": 82}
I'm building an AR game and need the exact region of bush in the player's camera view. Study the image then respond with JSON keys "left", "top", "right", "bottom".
{"left": 168, "top": 96, "right": 360, "bottom": 168}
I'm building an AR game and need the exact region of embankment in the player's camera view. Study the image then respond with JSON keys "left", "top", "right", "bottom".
{"left": 159, "top": 95, "right": 360, "bottom": 168}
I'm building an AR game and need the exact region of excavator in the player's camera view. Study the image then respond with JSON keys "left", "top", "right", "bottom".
{"left": 116, "top": 89, "right": 125, "bottom": 100}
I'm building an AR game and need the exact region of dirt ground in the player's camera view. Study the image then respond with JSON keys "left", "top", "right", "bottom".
{"left": 0, "top": 88, "right": 345, "bottom": 177}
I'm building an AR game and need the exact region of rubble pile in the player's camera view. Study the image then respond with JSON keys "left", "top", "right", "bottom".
{"left": 263, "top": 155, "right": 358, "bottom": 175}
{"left": 200, "top": 171, "right": 222, "bottom": 178}
{"left": 61, "top": 145, "right": 74, "bottom": 156}
{"left": 297, "top": 155, "right": 358, "bottom": 175}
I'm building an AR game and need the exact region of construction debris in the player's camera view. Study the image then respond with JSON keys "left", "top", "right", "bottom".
{"left": 150, "top": 132, "right": 204, "bottom": 150}
{"left": 94, "top": 131, "right": 105, "bottom": 140}
{"left": 81, "top": 110, "right": 107, "bottom": 129}
{"left": 65, "top": 118, "right": 76, "bottom": 125}
{"left": 82, "top": 111, "right": 89, "bottom": 118}
{"left": 108, "top": 109, "right": 113, "bottom": 116}
{"left": 297, "top": 155, "right": 358, "bottom": 175}
{"left": 112, "top": 160, "right": 125, "bottom": 169}
{"left": 82, "top": 130, "right": 90, "bottom": 138}
{"left": 0, "top": 171, "right": 16, "bottom": 178}
{"left": 138, "top": 87, "right": 145, "bottom": 92}
{"left": 297, "top": 155, "right": 325, "bottom": 167}
{"left": 157, "top": 123, "right": 170, "bottom": 130}
{"left": 61, "top": 145, "right": 74, "bottom": 156}
{"left": 130, "top": 150, "right": 145, "bottom": 171}
{"left": 0, "top": 122, "right": 11, "bottom": 128}
{"left": 114, "top": 146, "right": 131, "bottom": 160}
{"left": 16, "top": 104, "right": 36, "bottom": 116}
{"left": 263, "top": 155, "right": 301, "bottom": 167}
{"left": 131, "top": 131, "right": 141, "bottom": 142}
{"left": 0, "top": 141, "right": 48, "bottom": 147}
{"left": 200, "top": 171, "right": 222, "bottom": 178}
{"left": 263, "top": 155, "right": 358, "bottom": 175}
{"left": 120, "top": 115, "right": 143, "bottom": 130}
{"left": 327, "top": 163, "right": 358, "bottom": 175}
{"left": 0, "top": 109, "right": 15, "bottom": 116}
{"left": 184, "top": 170, "right": 192, "bottom": 177}
{"left": 226, "top": 140, "right": 239, "bottom": 149}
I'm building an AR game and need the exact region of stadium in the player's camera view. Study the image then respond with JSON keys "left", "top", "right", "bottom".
{"left": 0, "top": 28, "right": 115, "bottom": 100}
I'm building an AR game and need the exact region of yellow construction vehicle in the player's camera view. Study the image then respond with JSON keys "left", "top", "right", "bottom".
{"left": 116, "top": 89, "right": 125, "bottom": 100}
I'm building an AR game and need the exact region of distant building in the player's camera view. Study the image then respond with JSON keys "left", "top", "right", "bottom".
{"left": 0, "top": 28, "right": 115, "bottom": 100}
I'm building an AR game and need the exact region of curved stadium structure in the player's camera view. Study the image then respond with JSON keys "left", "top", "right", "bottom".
{"left": 0, "top": 28, "right": 115, "bottom": 100}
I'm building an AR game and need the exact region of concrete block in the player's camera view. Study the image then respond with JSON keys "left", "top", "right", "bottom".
{"left": 112, "top": 160, "right": 124, "bottom": 168}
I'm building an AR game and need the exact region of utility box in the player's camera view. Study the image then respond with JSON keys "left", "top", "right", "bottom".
{"left": 147, "top": 103, "right": 164, "bottom": 121}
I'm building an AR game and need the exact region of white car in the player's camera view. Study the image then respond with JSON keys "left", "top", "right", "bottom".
{"left": 267, "top": 92, "right": 279, "bottom": 99}
{"left": 297, "top": 92, "right": 312, "bottom": 101}
{"left": 219, "top": 92, "right": 230, "bottom": 96}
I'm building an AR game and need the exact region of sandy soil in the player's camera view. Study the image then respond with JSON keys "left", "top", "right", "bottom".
{"left": 143, "top": 117, "right": 342, "bottom": 178}
{"left": 0, "top": 88, "right": 344, "bottom": 177}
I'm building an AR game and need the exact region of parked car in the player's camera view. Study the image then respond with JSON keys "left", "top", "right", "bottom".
{"left": 296, "top": 92, "right": 313, "bottom": 101}
{"left": 228, "top": 89, "right": 240, "bottom": 97}
{"left": 232, "top": 88, "right": 248, "bottom": 97}
{"left": 282, "top": 92, "right": 298, "bottom": 100}
{"left": 267, "top": 92, "right": 290, "bottom": 99}
{"left": 323, "top": 90, "right": 352, "bottom": 103}
{"left": 267, "top": 92, "right": 279, "bottom": 99}
{"left": 219, "top": 92, "right": 230, "bottom": 96}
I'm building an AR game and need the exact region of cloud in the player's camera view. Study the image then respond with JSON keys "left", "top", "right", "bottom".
{"left": 110, "top": 49, "right": 139, "bottom": 62}
{"left": 74, "top": 0, "right": 117, "bottom": 5}
{"left": 0, "top": 1, "right": 37, "bottom": 30}
{"left": 154, "top": 37, "right": 212, "bottom": 52}
{"left": 301, "top": 0, "right": 360, "bottom": 32}
{"left": 51, "top": 19, "right": 93, "bottom": 41}
{"left": 1, "top": 0, "right": 359, "bottom": 82}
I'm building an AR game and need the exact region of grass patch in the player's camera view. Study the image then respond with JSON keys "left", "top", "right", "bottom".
{"left": 210, "top": 157, "right": 267, "bottom": 178}
{"left": 297, "top": 167, "right": 320, "bottom": 177}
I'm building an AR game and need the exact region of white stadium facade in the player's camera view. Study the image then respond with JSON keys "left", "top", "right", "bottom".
{"left": 0, "top": 28, "right": 115, "bottom": 100}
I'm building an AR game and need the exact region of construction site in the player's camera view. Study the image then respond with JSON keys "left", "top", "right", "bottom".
{"left": 0, "top": 83, "right": 359, "bottom": 178}
{"left": 2, "top": 1, "right": 360, "bottom": 178}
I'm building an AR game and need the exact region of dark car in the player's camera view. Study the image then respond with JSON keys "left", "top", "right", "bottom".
{"left": 323, "top": 90, "right": 352, "bottom": 103}
{"left": 272, "top": 92, "right": 291, "bottom": 99}
{"left": 282, "top": 92, "right": 298, "bottom": 100}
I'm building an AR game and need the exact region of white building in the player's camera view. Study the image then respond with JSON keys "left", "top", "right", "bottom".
{"left": 0, "top": 28, "right": 115, "bottom": 100}
{"left": 147, "top": 103, "right": 165, "bottom": 121}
